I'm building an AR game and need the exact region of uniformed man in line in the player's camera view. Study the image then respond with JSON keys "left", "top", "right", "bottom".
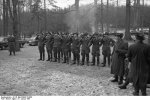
{"left": 53, "top": 32, "right": 62, "bottom": 63}
{"left": 7, "top": 34, "right": 16, "bottom": 56}
{"left": 80, "top": 33, "right": 91, "bottom": 66}
{"left": 89, "top": 33, "right": 102, "bottom": 66}
{"left": 61, "top": 32, "right": 72, "bottom": 64}
{"left": 35, "top": 33, "right": 46, "bottom": 61}
{"left": 71, "top": 33, "right": 81, "bottom": 65}
{"left": 101, "top": 32, "right": 115, "bottom": 67}
{"left": 45, "top": 32, "right": 54, "bottom": 61}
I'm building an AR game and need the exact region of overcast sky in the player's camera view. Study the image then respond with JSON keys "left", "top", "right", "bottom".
{"left": 52, "top": 0, "right": 150, "bottom": 8}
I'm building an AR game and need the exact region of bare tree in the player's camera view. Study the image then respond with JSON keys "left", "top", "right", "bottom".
{"left": 7, "top": 0, "right": 20, "bottom": 51}
{"left": 124, "top": 0, "right": 132, "bottom": 40}
{"left": 75, "top": 0, "right": 80, "bottom": 32}
{"left": 101, "top": 0, "right": 104, "bottom": 33}
{"left": 94, "top": 0, "right": 98, "bottom": 33}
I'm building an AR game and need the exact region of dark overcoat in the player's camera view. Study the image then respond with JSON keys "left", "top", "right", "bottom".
{"left": 127, "top": 42, "right": 150, "bottom": 87}
{"left": 111, "top": 39, "right": 128, "bottom": 77}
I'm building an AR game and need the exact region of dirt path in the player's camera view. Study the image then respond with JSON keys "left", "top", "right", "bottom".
{"left": 0, "top": 45, "right": 148, "bottom": 96}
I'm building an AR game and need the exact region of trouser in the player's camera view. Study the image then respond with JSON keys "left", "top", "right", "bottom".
{"left": 39, "top": 46, "right": 45, "bottom": 60}
{"left": 73, "top": 52, "right": 80, "bottom": 64}
{"left": 53, "top": 47, "right": 61, "bottom": 62}
{"left": 82, "top": 53, "right": 89, "bottom": 65}
{"left": 92, "top": 55, "right": 100, "bottom": 66}
{"left": 47, "top": 49, "right": 53, "bottom": 61}
{"left": 103, "top": 55, "right": 110, "bottom": 66}
{"left": 134, "top": 79, "right": 147, "bottom": 95}
{"left": 63, "top": 50, "right": 70, "bottom": 63}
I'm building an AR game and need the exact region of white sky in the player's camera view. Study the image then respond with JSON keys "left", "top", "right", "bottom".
{"left": 52, "top": 0, "right": 150, "bottom": 8}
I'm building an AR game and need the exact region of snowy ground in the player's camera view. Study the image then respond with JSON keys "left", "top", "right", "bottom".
{"left": 0, "top": 45, "right": 149, "bottom": 96}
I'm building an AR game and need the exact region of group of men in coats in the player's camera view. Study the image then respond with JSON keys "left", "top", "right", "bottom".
{"left": 35, "top": 31, "right": 150, "bottom": 96}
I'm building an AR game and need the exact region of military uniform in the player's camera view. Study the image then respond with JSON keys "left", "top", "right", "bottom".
{"left": 71, "top": 33, "right": 81, "bottom": 65}
{"left": 62, "top": 34, "right": 72, "bottom": 64}
{"left": 36, "top": 34, "right": 46, "bottom": 61}
{"left": 80, "top": 34, "right": 91, "bottom": 66}
{"left": 45, "top": 34, "right": 54, "bottom": 61}
{"left": 89, "top": 34, "right": 102, "bottom": 66}
{"left": 53, "top": 34, "right": 62, "bottom": 62}
{"left": 7, "top": 35, "right": 16, "bottom": 56}
{"left": 101, "top": 35, "right": 115, "bottom": 67}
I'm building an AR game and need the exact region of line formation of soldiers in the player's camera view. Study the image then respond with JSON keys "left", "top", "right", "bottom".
{"left": 35, "top": 32, "right": 115, "bottom": 67}
{"left": 35, "top": 32, "right": 150, "bottom": 96}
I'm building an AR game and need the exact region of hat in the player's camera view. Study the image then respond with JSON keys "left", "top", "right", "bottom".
{"left": 135, "top": 34, "right": 145, "bottom": 40}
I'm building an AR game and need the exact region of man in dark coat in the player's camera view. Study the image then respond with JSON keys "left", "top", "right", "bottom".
{"left": 45, "top": 33, "right": 54, "bottom": 61}
{"left": 111, "top": 33, "right": 128, "bottom": 85}
{"left": 35, "top": 33, "right": 46, "bottom": 61}
{"left": 101, "top": 33, "right": 115, "bottom": 67}
{"left": 127, "top": 34, "right": 150, "bottom": 96}
{"left": 71, "top": 33, "right": 81, "bottom": 65}
{"left": 53, "top": 32, "right": 62, "bottom": 63}
{"left": 61, "top": 33, "right": 72, "bottom": 64}
{"left": 80, "top": 33, "right": 91, "bottom": 66}
{"left": 89, "top": 33, "right": 102, "bottom": 66}
{"left": 7, "top": 34, "right": 16, "bottom": 56}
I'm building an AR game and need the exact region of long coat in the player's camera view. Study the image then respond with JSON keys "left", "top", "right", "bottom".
{"left": 89, "top": 36, "right": 102, "bottom": 56}
{"left": 127, "top": 42, "right": 150, "bottom": 87}
{"left": 7, "top": 36, "right": 16, "bottom": 52}
{"left": 101, "top": 36, "right": 115, "bottom": 56}
{"left": 111, "top": 39, "right": 128, "bottom": 77}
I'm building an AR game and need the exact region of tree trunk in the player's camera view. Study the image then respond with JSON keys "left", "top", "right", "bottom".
{"left": 94, "top": 0, "right": 98, "bottom": 33}
{"left": 148, "top": 26, "right": 150, "bottom": 44}
{"left": 106, "top": 0, "right": 109, "bottom": 33}
{"left": 44, "top": 0, "right": 47, "bottom": 33}
{"left": 75, "top": 0, "right": 80, "bottom": 32}
{"left": 101, "top": 0, "right": 104, "bottom": 33}
{"left": 3, "top": 0, "right": 6, "bottom": 36}
{"left": 12, "top": 0, "right": 20, "bottom": 51}
{"left": 124, "top": 0, "right": 132, "bottom": 41}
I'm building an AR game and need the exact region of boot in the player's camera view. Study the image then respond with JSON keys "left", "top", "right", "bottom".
{"left": 119, "top": 80, "right": 129, "bottom": 89}
{"left": 91, "top": 56, "right": 95, "bottom": 66}
{"left": 118, "top": 77, "right": 123, "bottom": 85}
{"left": 111, "top": 75, "right": 118, "bottom": 82}
{"left": 97, "top": 56, "right": 100, "bottom": 66}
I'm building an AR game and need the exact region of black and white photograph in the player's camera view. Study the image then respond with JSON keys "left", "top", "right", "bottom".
{"left": 0, "top": 0, "right": 150, "bottom": 97}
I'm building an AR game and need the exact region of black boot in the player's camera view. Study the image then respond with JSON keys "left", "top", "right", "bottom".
{"left": 91, "top": 56, "right": 95, "bottom": 66}
{"left": 119, "top": 79, "right": 129, "bottom": 89}
{"left": 118, "top": 76, "right": 123, "bottom": 85}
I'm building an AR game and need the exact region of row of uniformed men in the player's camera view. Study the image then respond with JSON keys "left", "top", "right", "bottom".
{"left": 35, "top": 32, "right": 115, "bottom": 67}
